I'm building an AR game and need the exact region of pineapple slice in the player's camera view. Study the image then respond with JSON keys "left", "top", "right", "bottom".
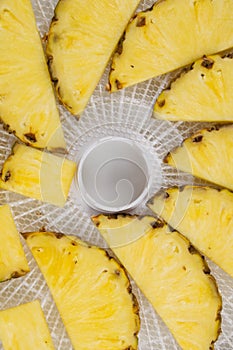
{"left": 148, "top": 186, "right": 233, "bottom": 278}
{"left": 93, "top": 214, "right": 222, "bottom": 350}
{"left": 0, "top": 204, "right": 29, "bottom": 282}
{"left": 0, "top": 143, "right": 77, "bottom": 207}
{"left": 109, "top": 0, "right": 233, "bottom": 91}
{"left": 24, "top": 231, "right": 140, "bottom": 350}
{"left": 0, "top": 300, "right": 55, "bottom": 349}
{"left": 164, "top": 125, "right": 233, "bottom": 191}
{"left": 47, "top": 0, "right": 140, "bottom": 115}
{"left": 0, "top": 0, "right": 65, "bottom": 150}
{"left": 154, "top": 54, "right": 233, "bottom": 121}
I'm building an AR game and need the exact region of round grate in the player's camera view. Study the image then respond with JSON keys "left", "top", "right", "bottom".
{"left": 0, "top": 1, "right": 233, "bottom": 350}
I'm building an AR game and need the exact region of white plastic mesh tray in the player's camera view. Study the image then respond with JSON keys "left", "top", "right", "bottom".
{"left": 1, "top": 1, "right": 233, "bottom": 349}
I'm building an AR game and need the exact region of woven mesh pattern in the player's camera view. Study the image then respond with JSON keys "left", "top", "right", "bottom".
{"left": 0, "top": 0, "right": 232, "bottom": 349}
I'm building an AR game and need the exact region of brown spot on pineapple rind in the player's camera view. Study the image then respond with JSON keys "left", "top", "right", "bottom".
{"left": 167, "top": 224, "right": 176, "bottom": 233}
{"left": 163, "top": 152, "right": 171, "bottom": 163}
{"left": 188, "top": 244, "right": 199, "bottom": 255}
{"left": 54, "top": 232, "right": 64, "bottom": 239}
{"left": 115, "top": 79, "right": 123, "bottom": 90}
{"left": 0, "top": 120, "right": 16, "bottom": 136}
{"left": 131, "top": 291, "right": 140, "bottom": 316}
{"left": 93, "top": 219, "right": 100, "bottom": 227}
{"left": 3, "top": 123, "right": 10, "bottom": 132}
{"left": 203, "top": 264, "right": 211, "bottom": 275}
{"left": 115, "top": 269, "right": 121, "bottom": 276}
{"left": 109, "top": 258, "right": 140, "bottom": 344}
{"left": 56, "top": 86, "right": 73, "bottom": 111}
{"left": 47, "top": 55, "right": 54, "bottom": 67}
{"left": 51, "top": 14, "right": 59, "bottom": 24}
{"left": 150, "top": 219, "right": 165, "bottom": 229}
{"left": 222, "top": 52, "right": 233, "bottom": 59}
{"left": 11, "top": 270, "right": 27, "bottom": 278}
{"left": 157, "top": 99, "right": 165, "bottom": 108}
{"left": 136, "top": 16, "right": 146, "bottom": 27}
{"left": 188, "top": 242, "right": 222, "bottom": 346}
{"left": 115, "top": 32, "right": 126, "bottom": 56}
{"left": 105, "top": 83, "right": 111, "bottom": 91}
{"left": 215, "top": 306, "right": 222, "bottom": 325}
{"left": 192, "top": 134, "right": 203, "bottom": 143}
{"left": 156, "top": 61, "right": 194, "bottom": 95}
{"left": 51, "top": 77, "right": 59, "bottom": 85}
{"left": 210, "top": 302, "right": 222, "bottom": 346}
{"left": 47, "top": 55, "right": 74, "bottom": 111}
{"left": 21, "top": 232, "right": 31, "bottom": 239}
{"left": 3, "top": 170, "right": 11, "bottom": 182}
{"left": 47, "top": 56, "right": 57, "bottom": 85}
{"left": 42, "top": 33, "right": 48, "bottom": 43}
{"left": 201, "top": 56, "right": 215, "bottom": 69}
{"left": 104, "top": 213, "right": 129, "bottom": 220}
{"left": 24, "top": 133, "right": 37, "bottom": 143}
{"left": 207, "top": 125, "right": 220, "bottom": 132}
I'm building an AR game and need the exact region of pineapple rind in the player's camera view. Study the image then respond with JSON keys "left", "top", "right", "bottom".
{"left": 0, "top": 143, "right": 77, "bottom": 207}
{"left": 0, "top": 0, "right": 65, "bottom": 150}
{"left": 47, "top": 0, "right": 140, "bottom": 115}
{"left": 24, "top": 231, "right": 139, "bottom": 350}
{"left": 93, "top": 214, "right": 157, "bottom": 248}
{"left": 148, "top": 186, "right": 233, "bottom": 278}
{"left": 0, "top": 204, "right": 29, "bottom": 282}
{"left": 164, "top": 125, "right": 233, "bottom": 191}
{"left": 93, "top": 214, "right": 222, "bottom": 350}
{"left": 154, "top": 54, "right": 233, "bottom": 121}
{"left": 110, "top": 0, "right": 233, "bottom": 91}
{"left": 0, "top": 300, "right": 55, "bottom": 349}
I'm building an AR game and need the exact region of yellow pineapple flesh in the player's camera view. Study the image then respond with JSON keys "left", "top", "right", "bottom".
{"left": 109, "top": 0, "right": 233, "bottom": 91}
{"left": 93, "top": 214, "right": 222, "bottom": 350}
{"left": 0, "top": 300, "right": 55, "bottom": 350}
{"left": 0, "top": 204, "right": 29, "bottom": 282}
{"left": 0, "top": 0, "right": 65, "bottom": 150}
{"left": 164, "top": 125, "right": 233, "bottom": 191}
{"left": 0, "top": 143, "right": 77, "bottom": 207}
{"left": 148, "top": 186, "right": 233, "bottom": 278}
{"left": 47, "top": 0, "right": 140, "bottom": 115}
{"left": 24, "top": 231, "right": 140, "bottom": 350}
{"left": 154, "top": 54, "right": 233, "bottom": 121}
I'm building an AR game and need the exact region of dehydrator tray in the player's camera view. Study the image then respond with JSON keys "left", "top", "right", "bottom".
{"left": 1, "top": 1, "right": 233, "bottom": 349}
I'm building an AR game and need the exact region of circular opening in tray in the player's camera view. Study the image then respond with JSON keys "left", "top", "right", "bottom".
{"left": 77, "top": 137, "right": 150, "bottom": 212}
